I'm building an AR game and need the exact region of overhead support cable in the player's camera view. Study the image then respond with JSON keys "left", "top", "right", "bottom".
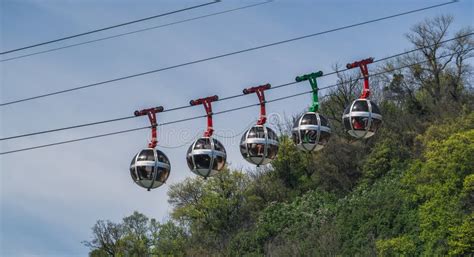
{"left": 2, "top": 48, "right": 471, "bottom": 155}
{"left": 0, "top": 1, "right": 221, "bottom": 55}
{"left": 0, "top": 0, "right": 458, "bottom": 107}
{"left": 0, "top": 1, "right": 273, "bottom": 63}
{"left": 1, "top": 33, "right": 470, "bottom": 142}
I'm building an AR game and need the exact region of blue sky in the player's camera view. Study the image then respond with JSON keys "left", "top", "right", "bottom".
{"left": 1, "top": 0, "right": 472, "bottom": 256}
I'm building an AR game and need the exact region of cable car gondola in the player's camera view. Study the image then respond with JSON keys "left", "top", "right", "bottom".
{"left": 292, "top": 71, "right": 331, "bottom": 151}
{"left": 342, "top": 98, "right": 382, "bottom": 138}
{"left": 186, "top": 95, "right": 227, "bottom": 178}
{"left": 239, "top": 84, "right": 279, "bottom": 165}
{"left": 342, "top": 58, "right": 382, "bottom": 139}
{"left": 129, "top": 106, "right": 170, "bottom": 191}
{"left": 130, "top": 148, "right": 171, "bottom": 190}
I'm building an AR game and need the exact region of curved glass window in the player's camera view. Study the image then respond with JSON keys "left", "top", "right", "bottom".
{"left": 267, "top": 145, "right": 278, "bottom": 159}
{"left": 212, "top": 155, "right": 226, "bottom": 171}
{"left": 130, "top": 161, "right": 138, "bottom": 181}
{"left": 301, "top": 129, "right": 318, "bottom": 144}
{"left": 319, "top": 115, "right": 329, "bottom": 127}
{"left": 352, "top": 100, "right": 369, "bottom": 112}
{"left": 248, "top": 143, "right": 265, "bottom": 157}
{"left": 343, "top": 117, "right": 352, "bottom": 131}
{"left": 343, "top": 106, "right": 351, "bottom": 115}
{"left": 137, "top": 166, "right": 154, "bottom": 180}
{"left": 240, "top": 133, "right": 247, "bottom": 144}
{"left": 369, "top": 118, "right": 382, "bottom": 132}
{"left": 267, "top": 128, "right": 278, "bottom": 141}
{"left": 194, "top": 138, "right": 211, "bottom": 150}
{"left": 130, "top": 155, "right": 137, "bottom": 166}
{"left": 370, "top": 101, "right": 381, "bottom": 114}
{"left": 138, "top": 149, "right": 155, "bottom": 161}
{"left": 156, "top": 168, "right": 170, "bottom": 183}
{"left": 248, "top": 126, "right": 265, "bottom": 138}
{"left": 186, "top": 154, "right": 194, "bottom": 170}
{"left": 239, "top": 142, "right": 248, "bottom": 155}
{"left": 213, "top": 139, "right": 226, "bottom": 152}
{"left": 351, "top": 117, "right": 369, "bottom": 130}
{"left": 301, "top": 113, "right": 317, "bottom": 125}
{"left": 319, "top": 131, "right": 330, "bottom": 145}
{"left": 194, "top": 154, "right": 211, "bottom": 170}
{"left": 247, "top": 127, "right": 257, "bottom": 138}
{"left": 157, "top": 151, "right": 170, "bottom": 164}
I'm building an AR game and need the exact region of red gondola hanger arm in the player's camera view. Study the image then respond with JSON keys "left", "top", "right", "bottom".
{"left": 243, "top": 83, "right": 271, "bottom": 125}
{"left": 190, "top": 95, "right": 219, "bottom": 137}
{"left": 134, "top": 106, "right": 164, "bottom": 148}
{"left": 346, "top": 57, "right": 374, "bottom": 99}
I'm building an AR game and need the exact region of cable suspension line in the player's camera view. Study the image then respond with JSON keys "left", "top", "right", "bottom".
{"left": 0, "top": 0, "right": 457, "bottom": 107}
{"left": 3, "top": 48, "right": 470, "bottom": 156}
{"left": 0, "top": 1, "right": 220, "bottom": 55}
{"left": 1, "top": 33, "right": 470, "bottom": 142}
{"left": 0, "top": 1, "right": 273, "bottom": 63}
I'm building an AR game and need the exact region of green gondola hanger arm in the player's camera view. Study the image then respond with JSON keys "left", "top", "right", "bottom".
{"left": 295, "top": 70, "right": 323, "bottom": 112}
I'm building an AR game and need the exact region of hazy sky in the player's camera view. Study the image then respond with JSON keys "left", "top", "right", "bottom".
{"left": 1, "top": 0, "right": 472, "bottom": 256}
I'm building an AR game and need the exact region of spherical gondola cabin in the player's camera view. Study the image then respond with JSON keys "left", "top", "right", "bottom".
{"left": 130, "top": 148, "right": 171, "bottom": 191}
{"left": 292, "top": 71, "right": 331, "bottom": 152}
{"left": 342, "top": 98, "right": 382, "bottom": 139}
{"left": 292, "top": 112, "right": 331, "bottom": 152}
{"left": 130, "top": 106, "right": 170, "bottom": 191}
{"left": 187, "top": 137, "right": 227, "bottom": 178}
{"left": 240, "top": 125, "right": 279, "bottom": 166}
{"left": 239, "top": 84, "right": 279, "bottom": 166}
{"left": 187, "top": 95, "right": 227, "bottom": 178}
{"left": 342, "top": 57, "right": 382, "bottom": 139}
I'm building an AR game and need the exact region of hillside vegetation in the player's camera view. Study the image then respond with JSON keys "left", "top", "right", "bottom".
{"left": 84, "top": 16, "right": 474, "bottom": 257}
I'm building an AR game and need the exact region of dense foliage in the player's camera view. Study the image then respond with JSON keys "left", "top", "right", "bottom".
{"left": 85, "top": 16, "right": 473, "bottom": 256}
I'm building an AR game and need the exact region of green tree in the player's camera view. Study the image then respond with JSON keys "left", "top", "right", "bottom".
{"left": 376, "top": 235, "right": 417, "bottom": 257}
{"left": 448, "top": 213, "right": 474, "bottom": 256}
{"left": 150, "top": 220, "right": 187, "bottom": 257}
{"left": 378, "top": 15, "right": 473, "bottom": 120}
{"left": 168, "top": 169, "right": 251, "bottom": 254}
{"left": 85, "top": 15, "right": 474, "bottom": 257}
{"left": 228, "top": 190, "right": 338, "bottom": 256}
{"left": 83, "top": 220, "right": 125, "bottom": 256}
{"left": 335, "top": 170, "right": 417, "bottom": 256}
{"left": 403, "top": 129, "right": 474, "bottom": 255}
{"left": 84, "top": 212, "right": 188, "bottom": 257}
{"left": 121, "top": 211, "right": 151, "bottom": 256}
